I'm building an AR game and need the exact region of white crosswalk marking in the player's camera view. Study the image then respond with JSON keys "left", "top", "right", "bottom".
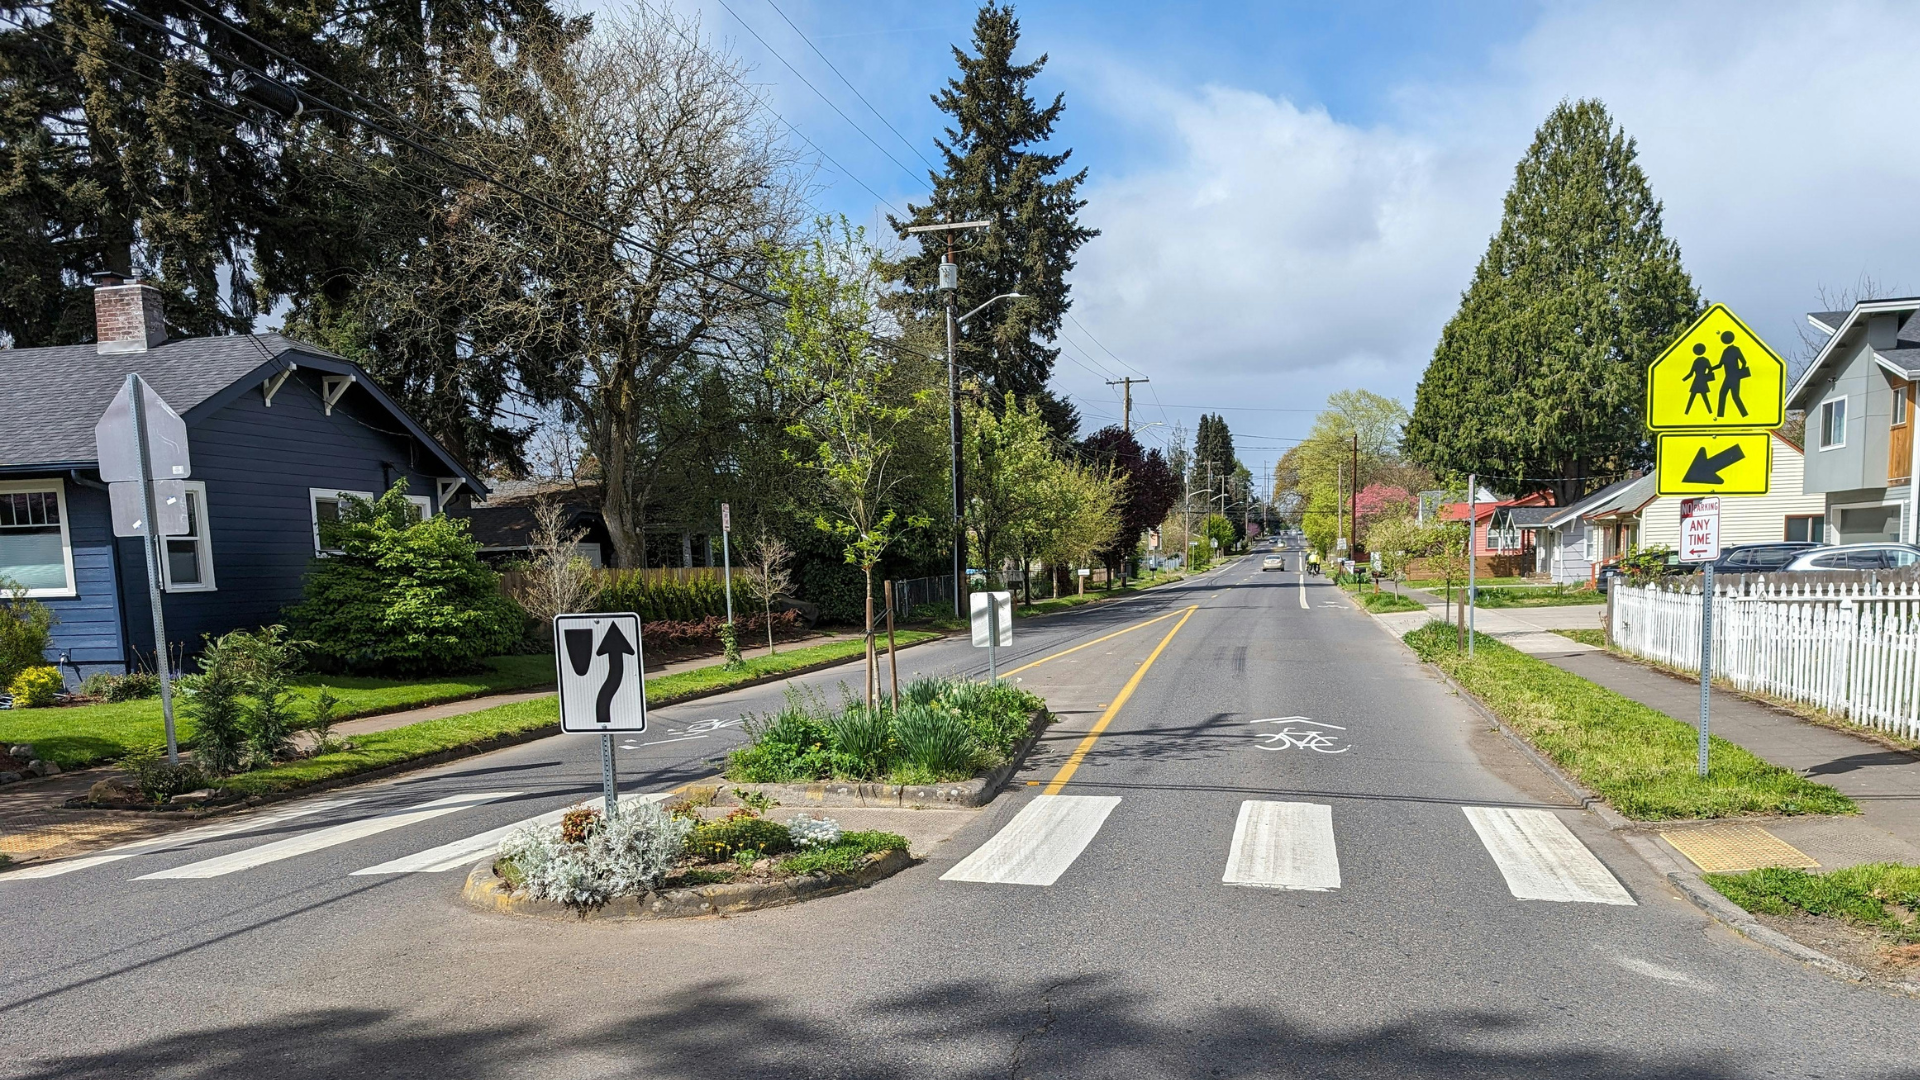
{"left": 351, "top": 792, "right": 669, "bottom": 875}
{"left": 1463, "top": 806, "right": 1635, "bottom": 905}
{"left": 941, "top": 794, "right": 1120, "bottom": 886}
{"left": 1223, "top": 801, "right": 1340, "bottom": 890}
{"left": 134, "top": 791, "right": 519, "bottom": 880}
{"left": 0, "top": 798, "right": 365, "bottom": 880}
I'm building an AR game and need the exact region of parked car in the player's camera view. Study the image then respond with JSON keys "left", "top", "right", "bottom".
{"left": 1262, "top": 554, "right": 1285, "bottom": 572}
{"left": 1708, "top": 542, "right": 1822, "bottom": 574}
{"left": 1779, "top": 543, "right": 1920, "bottom": 571}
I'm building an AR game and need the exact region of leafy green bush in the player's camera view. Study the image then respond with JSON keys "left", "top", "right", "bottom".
{"left": 7, "top": 665, "right": 61, "bottom": 707}
{"left": 595, "top": 571, "right": 729, "bottom": 623}
{"left": 685, "top": 811, "right": 795, "bottom": 861}
{"left": 122, "top": 744, "right": 207, "bottom": 803}
{"left": 0, "top": 580, "right": 53, "bottom": 690}
{"left": 936, "top": 680, "right": 1043, "bottom": 759}
{"left": 79, "top": 670, "right": 161, "bottom": 702}
{"left": 726, "top": 693, "right": 835, "bottom": 782}
{"left": 288, "top": 482, "right": 521, "bottom": 675}
{"left": 891, "top": 703, "right": 977, "bottom": 779}
{"left": 182, "top": 626, "right": 314, "bottom": 774}
{"left": 777, "top": 830, "right": 909, "bottom": 876}
{"left": 184, "top": 632, "right": 249, "bottom": 776}
{"left": 827, "top": 704, "right": 892, "bottom": 778}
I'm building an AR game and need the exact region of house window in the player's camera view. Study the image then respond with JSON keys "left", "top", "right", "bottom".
{"left": 309, "top": 488, "right": 430, "bottom": 552}
{"left": 162, "top": 482, "right": 215, "bottom": 592}
{"left": 1820, "top": 397, "right": 1848, "bottom": 449}
{"left": 0, "top": 480, "right": 75, "bottom": 597}
{"left": 1785, "top": 515, "right": 1825, "bottom": 543}
{"left": 1895, "top": 383, "right": 1909, "bottom": 427}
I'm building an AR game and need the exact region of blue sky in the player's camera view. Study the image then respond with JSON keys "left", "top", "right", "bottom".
{"left": 650, "top": 0, "right": 1920, "bottom": 490}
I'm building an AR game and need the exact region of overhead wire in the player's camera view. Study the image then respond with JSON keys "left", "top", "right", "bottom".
{"left": 759, "top": 0, "right": 940, "bottom": 174}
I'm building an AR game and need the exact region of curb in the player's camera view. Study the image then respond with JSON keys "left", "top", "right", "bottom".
{"left": 1364, "top": 611, "right": 1628, "bottom": 828}
{"left": 678, "top": 707, "right": 1054, "bottom": 810}
{"left": 461, "top": 847, "right": 914, "bottom": 921}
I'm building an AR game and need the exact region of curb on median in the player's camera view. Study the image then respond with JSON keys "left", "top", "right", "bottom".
{"left": 461, "top": 848, "right": 914, "bottom": 921}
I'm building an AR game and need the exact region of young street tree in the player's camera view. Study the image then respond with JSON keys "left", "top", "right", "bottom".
{"left": 888, "top": 1, "right": 1096, "bottom": 439}
{"left": 736, "top": 531, "right": 795, "bottom": 655}
{"left": 1404, "top": 98, "right": 1700, "bottom": 506}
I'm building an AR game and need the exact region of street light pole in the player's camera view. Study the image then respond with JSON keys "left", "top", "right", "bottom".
{"left": 905, "top": 219, "right": 994, "bottom": 617}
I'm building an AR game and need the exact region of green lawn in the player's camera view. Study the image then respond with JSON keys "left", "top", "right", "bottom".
{"left": 1472, "top": 585, "right": 1605, "bottom": 608}
{"left": 1707, "top": 864, "right": 1920, "bottom": 943}
{"left": 1012, "top": 574, "right": 1187, "bottom": 618}
{"left": 1, "top": 654, "right": 556, "bottom": 769}
{"left": 1357, "top": 590, "right": 1428, "bottom": 614}
{"left": 1405, "top": 575, "right": 1527, "bottom": 589}
{"left": 220, "top": 633, "right": 936, "bottom": 798}
{"left": 1551, "top": 628, "right": 1608, "bottom": 647}
{"left": 1403, "top": 623, "right": 1854, "bottom": 821}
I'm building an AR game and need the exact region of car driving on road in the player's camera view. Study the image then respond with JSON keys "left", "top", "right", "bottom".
{"left": 1262, "top": 554, "right": 1285, "bottom": 571}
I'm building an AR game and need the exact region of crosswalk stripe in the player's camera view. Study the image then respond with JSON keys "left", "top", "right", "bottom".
{"left": 134, "top": 791, "right": 520, "bottom": 880}
{"left": 350, "top": 792, "right": 669, "bottom": 875}
{"left": 941, "top": 794, "right": 1120, "bottom": 886}
{"left": 1463, "top": 806, "right": 1635, "bottom": 906}
{"left": 1223, "top": 800, "right": 1340, "bottom": 890}
{"left": 0, "top": 798, "right": 365, "bottom": 880}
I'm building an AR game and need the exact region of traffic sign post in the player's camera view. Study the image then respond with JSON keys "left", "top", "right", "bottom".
{"left": 1680, "top": 486, "right": 1725, "bottom": 778}
{"left": 554, "top": 612, "right": 648, "bottom": 815}
{"left": 970, "top": 591, "right": 1012, "bottom": 679}
{"left": 94, "top": 375, "right": 190, "bottom": 764}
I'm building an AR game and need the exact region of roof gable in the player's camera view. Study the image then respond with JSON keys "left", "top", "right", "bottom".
{"left": 1788, "top": 298, "right": 1920, "bottom": 409}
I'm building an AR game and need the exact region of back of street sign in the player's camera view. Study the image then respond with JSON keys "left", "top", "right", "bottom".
{"left": 555, "top": 612, "right": 648, "bottom": 733}
{"left": 95, "top": 377, "right": 191, "bottom": 483}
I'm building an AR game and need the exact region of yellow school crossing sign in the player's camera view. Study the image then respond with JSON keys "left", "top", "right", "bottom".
{"left": 1655, "top": 431, "right": 1772, "bottom": 496}
{"left": 1647, "top": 303, "right": 1783, "bottom": 495}
{"left": 1646, "top": 303, "right": 1785, "bottom": 431}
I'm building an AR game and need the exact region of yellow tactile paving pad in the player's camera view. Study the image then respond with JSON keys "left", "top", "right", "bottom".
{"left": 0, "top": 820, "right": 151, "bottom": 856}
{"left": 1660, "top": 824, "right": 1819, "bottom": 873}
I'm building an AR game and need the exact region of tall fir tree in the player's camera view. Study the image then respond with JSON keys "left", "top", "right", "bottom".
{"left": 887, "top": 1, "right": 1095, "bottom": 440}
{"left": 1403, "top": 99, "right": 1700, "bottom": 505}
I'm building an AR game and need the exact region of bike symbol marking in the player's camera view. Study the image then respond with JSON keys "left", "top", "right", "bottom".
{"left": 1248, "top": 716, "right": 1350, "bottom": 754}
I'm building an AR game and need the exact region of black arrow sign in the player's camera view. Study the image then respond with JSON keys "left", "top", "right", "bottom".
{"left": 594, "top": 622, "right": 635, "bottom": 726}
{"left": 1683, "top": 443, "right": 1747, "bottom": 485}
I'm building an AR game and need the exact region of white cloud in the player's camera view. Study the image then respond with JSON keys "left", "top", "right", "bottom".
{"left": 1061, "top": 0, "right": 1920, "bottom": 454}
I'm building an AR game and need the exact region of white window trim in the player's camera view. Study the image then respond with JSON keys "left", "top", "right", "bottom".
{"left": 0, "top": 478, "right": 77, "bottom": 598}
{"left": 310, "top": 487, "right": 373, "bottom": 554}
{"left": 161, "top": 481, "right": 216, "bottom": 593}
{"left": 309, "top": 487, "right": 433, "bottom": 553}
{"left": 1819, "top": 395, "right": 1849, "bottom": 450}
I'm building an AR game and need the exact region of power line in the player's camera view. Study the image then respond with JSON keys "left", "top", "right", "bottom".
{"left": 759, "top": 0, "right": 940, "bottom": 174}
{"left": 709, "top": 0, "right": 928, "bottom": 190}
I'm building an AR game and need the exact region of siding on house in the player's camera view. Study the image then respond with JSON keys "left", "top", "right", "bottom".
{"left": 1802, "top": 330, "right": 1897, "bottom": 495}
{"left": 113, "top": 368, "right": 454, "bottom": 664}
{"left": 1638, "top": 435, "right": 1827, "bottom": 549}
{"left": 15, "top": 479, "right": 128, "bottom": 682}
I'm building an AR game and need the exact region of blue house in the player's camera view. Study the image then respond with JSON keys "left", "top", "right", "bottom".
{"left": 0, "top": 277, "right": 485, "bottom": 684}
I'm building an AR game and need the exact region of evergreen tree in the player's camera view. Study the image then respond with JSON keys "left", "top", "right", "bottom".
{"left": 887, "top": 1, "right": 1096, "bottom": 439}
{"left": 1404, "top": 99, "right": 1699, "bottom": 506}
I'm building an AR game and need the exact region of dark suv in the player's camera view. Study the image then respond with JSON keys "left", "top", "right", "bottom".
{"left": 1708, "top": 542, "right": 1822, "bottom": 574}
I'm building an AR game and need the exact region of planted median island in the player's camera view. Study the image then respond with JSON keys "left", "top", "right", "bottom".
{"left": 475, "top": 676, "right": 1049, "bottom": 918}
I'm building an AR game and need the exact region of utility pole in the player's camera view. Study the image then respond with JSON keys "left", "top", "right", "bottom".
{"left": 906, "top": 218, "right": 992, "bottom": 617}
{"left": 1106, "top": 377, "right": 1149, "bottom": 434}
{"left": 1350, "top": 433, "right": 1360, "bottom": 562}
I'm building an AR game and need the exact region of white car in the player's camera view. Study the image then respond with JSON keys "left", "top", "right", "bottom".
{"left": 1262, "top": 554, "right": 1286, "bottom": 572}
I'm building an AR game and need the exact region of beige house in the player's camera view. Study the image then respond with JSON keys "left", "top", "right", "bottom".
{"left": 1637, "top": 431, "right": 1827, "bottom": 549}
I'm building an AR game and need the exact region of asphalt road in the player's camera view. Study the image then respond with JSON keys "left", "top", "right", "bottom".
{"left": 4, "top": 549, "right": 1918, "bottom": 1078}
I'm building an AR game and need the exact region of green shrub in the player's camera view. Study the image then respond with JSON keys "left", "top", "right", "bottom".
{"left": 937, "top": 680, "right": 1043, "bottom": 759}
{"left": 122, "top": 744, "right": 207, "bottom": 803}
{"left": 777, "top": 830, "right": 909, "bottom": 875}
{"left": 183, "top": 633, "right": 249, "bottom": 776}
{"left": 891, "top": 703, "right": 977, "bottom": 780}
{"left": 725, "top": 693, "right": 835, "bottom": 782}
{"left": 827, "top": 704, "right": 893, "bottom": 778}
{"left": 182, "top": 626, "right": 310, "bottom": 774}
{"left": 686, "top": 811, "right": 795, "bottom": 861}
{"left": 80, "top": 670, "right": 161, "bottom": 702}
{"left": 7, "top": 664, "right": 62, "bottom": 707}
{"left": 0, "top": 580, "right": 53, "bottom": 690}
{"left": 595, "top": 572, "right": 729, "bottom": 623}
{"left": 287, "top": 481, "right": 521, "bottom": 675}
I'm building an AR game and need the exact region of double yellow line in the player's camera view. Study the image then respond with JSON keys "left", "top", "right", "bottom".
{"left": 1031, "top": 605, "right": 1199, "bottom": 795}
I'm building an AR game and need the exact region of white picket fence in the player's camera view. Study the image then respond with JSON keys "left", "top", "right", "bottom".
{"left": 1609, "top": 575, "right": 1920, "bottom": 741}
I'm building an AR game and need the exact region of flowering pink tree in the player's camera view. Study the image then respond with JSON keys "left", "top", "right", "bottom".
{"left": 1354, "top": 483, "right": 1415, "bottom": 546}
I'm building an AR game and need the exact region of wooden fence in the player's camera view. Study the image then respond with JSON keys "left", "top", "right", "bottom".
{"left": 1609, "top": 574, "right": 1920, "bottom": 742}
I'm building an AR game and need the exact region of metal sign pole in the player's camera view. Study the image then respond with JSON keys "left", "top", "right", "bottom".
{"left": 129, "top": 375, "right": 179, "bottom": 764}
{"left": 1467, "top": 473, "right": 1477, "bottom": 657}
{"left": 601, "top": 732, "right": 619, "bottom": 817}
{"left": 720, "top": 503, "right": 734, "bottom": 625}
{"left": 987, "top": 603, "right": 999, "bottom": 680}
{"left": 1699, "top": 562, "right": 1714, "bottom": 777}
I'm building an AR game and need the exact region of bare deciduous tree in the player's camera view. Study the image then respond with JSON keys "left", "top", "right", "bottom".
{"left": 513, "top": 498, "right": 601, "bottom": 641}
{"left": 736, "top": 531, "right": 795, "bottom": 654}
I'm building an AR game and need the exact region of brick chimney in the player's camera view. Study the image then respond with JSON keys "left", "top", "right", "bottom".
{"left": 92, "top": 273, "right": 167, "bottom": 354}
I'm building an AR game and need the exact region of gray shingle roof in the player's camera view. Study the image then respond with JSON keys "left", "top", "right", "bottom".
{"left": 1505, "top": 506, "right": 1557, "bottom": 527}
{"left": 1539, "top": 473, "right": 1647, "bottom": 528}
{"left": 1807, "top": 310, "right": 1851, "bottom": 334}
{"left": 1874, "top": 347, "right": 1920, "bottom": 379}
{"left": 0, "top": 333, "right": 318, "bottom": 466}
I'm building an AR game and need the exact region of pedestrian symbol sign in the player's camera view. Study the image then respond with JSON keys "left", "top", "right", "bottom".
{"left": 1646, "top": 304, "right": 1785, "bottom": 431}
{"left": 1655, "top": 431, "right": 1772, "bottom": 496}
{"left": 554, "top": 612, "right": 647, "bottom": 733}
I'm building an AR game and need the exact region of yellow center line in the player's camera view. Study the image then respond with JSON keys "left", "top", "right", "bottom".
{"left": 1042, "top": 605, "right": 1199, "bottom": 795}
{"left": 996, "top": 608, "right": 1185, "bottom": 680}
